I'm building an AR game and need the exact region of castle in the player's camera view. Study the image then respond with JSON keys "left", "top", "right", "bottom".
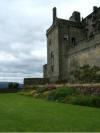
{"left": 43, "top": 6, "right": 100, "bottom": 82}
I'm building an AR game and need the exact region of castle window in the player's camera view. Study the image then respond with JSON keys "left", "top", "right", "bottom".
{"left": 89, "top": 32, "right": 94, "bottom": 39}
{"left": 51, "top": 65, "right": 54, "bottom": 72}
{"left": 51, "top": 51, "right": 54, "bottom": 72}
{"left": 71, "top": 37, "right": 76, "bottom": 47}
{"left": 64, "top": 34, "right": 68, "bottom": 40}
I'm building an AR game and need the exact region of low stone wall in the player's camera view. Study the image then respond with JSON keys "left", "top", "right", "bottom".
{"left": 24, "top": 82, "right": 100, "bottom": 88}
{"left": 0, "top": 88, "right": 22, "bottom": 93}
{"left": 65, "top": 83, "right": 100, "bottom": 87}
{"left": 24, "top": 78, "right": 49, "bottom": 87}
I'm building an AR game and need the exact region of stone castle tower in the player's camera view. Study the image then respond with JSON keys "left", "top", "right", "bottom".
{"left": 43, "top": 6, "right": 100, "bottom": 82}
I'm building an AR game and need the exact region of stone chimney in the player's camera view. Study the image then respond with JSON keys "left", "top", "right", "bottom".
{"left": 69, "top": 11, "right": 81, "bottom": 23}
{"left": 93, "top": 6, "right": 98, "bottom": 12}
{"left": 53, "top": 7, "right": 57, "bottom": 24}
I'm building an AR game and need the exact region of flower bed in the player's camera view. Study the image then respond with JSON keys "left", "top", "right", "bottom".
{"left": 19, "top": 84, "right": 100, "bottom": 108}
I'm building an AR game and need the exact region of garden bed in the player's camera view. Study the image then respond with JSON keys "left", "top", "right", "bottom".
{"left": 19, "top": 84, "right": 100, "bottom": 108}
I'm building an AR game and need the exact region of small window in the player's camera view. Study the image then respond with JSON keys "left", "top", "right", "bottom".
{"left": 51, "top": 66, "right": 54, "bottom": 72}
{"left": 64, "top": 34, "right": 68, "bottom": 40}
{"left": 51, "top": 51, "right": 53, "bottom": 58}
{"left": 89, "top": 32, "right": 94, "bottom": 39}
{"left": 51, "top": 51, "right": 54, "bottom": 72}
{"left": 71, "top": 37, "right": 76, "bottom": 47}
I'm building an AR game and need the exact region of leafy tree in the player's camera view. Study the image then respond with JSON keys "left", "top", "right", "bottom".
{"left": 13, "top": 83, "right": 19, "bottom": 89}
{"left": 8, "top": 82, "right": 14, "bottom": 89}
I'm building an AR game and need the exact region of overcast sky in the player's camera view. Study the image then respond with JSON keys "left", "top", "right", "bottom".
{"left": 0, "top": 0, "right": 99, "bottom": 83}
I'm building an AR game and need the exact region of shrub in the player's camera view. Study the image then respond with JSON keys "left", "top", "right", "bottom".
{"left": 64, "top": 96, "right": 73, "bottom": 104}
{"left": 36, "top": 87, "right": 46, "bottom": 93}
{"left": 46, "top": 90, "right": 56, "bottom": 101}
{"left": 45, "top": 84, "right": 56, "bottom": 90}
{"left": 56, "top": 97, "right": 66, "bottom": 103}
{"left": 8, "top": 82, "right": 13, "bottom": 89}
{"left": 18, "top": 88, "right": 33, "bottom": 95}
{"left": 91, "top": 96, "right": 100, "bottom": 107}
{"left": 8, "top": 82, "right": 19, "bottom": 89}
{"left": 41, "top": 91, "right": 50, "bottom": 98}
{"left": 13, "top": 83, "right": 19, "bottom": 89}
{"left": 78, "top": 87, "right": 100, "bottom": 96}
{"left": 54, "top": 87, "right": 74, "bottom": 100}
{"left": 29, "top": 90, "right": 37, "bottom": 95}
{"left": 68, "top": 96, "right": 100, "bottom": 108}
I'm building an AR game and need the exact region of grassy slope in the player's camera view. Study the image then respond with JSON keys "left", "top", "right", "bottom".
{"left": 0, "top": 94, "right": 100, "bottom": 132}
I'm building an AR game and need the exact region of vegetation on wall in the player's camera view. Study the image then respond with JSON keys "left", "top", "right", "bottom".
{"left": 72, "top": 64, "right": 100, "bottom": 83}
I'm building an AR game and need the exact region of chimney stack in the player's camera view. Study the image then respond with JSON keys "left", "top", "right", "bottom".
{"left": 93, "top": 6, "right": 98, "bottom": 12}
{"left": 53, "top": 7, "right": 57, "bottom": 24}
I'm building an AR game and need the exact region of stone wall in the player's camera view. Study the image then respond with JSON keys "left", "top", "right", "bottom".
{"left": 46, "top": 22, "right": 60, "bottom": 81}
{"left": 58, "top": 19, "right": 84, "bottom": 78}
{"left": 24, "top": 78, "right": 49, "bottom": 87}
{"left": 68, "top": 32, "right": 100, "bottom": 72}
{"left": 0, "top": 88, "right": 21, "bottom": 93}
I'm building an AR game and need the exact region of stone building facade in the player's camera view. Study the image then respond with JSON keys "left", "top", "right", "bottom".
{"left": 43, "top": 6, "right": 100, "bottom": 82}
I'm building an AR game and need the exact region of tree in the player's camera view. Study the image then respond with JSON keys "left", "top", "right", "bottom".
{"left": 8, "top": 82, "right": 13, "bottom": 89}
{"left": 13, "top": 83, "right": 19, "bottom": 89}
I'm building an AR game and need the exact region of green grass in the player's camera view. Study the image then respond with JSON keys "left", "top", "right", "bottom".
{"left": 0, "top": 94, "right": 100, "bottom": 132}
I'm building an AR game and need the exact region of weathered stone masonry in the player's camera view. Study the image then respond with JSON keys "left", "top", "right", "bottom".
{"left": 43, "top": 6, "right": 100, "bottom": 82}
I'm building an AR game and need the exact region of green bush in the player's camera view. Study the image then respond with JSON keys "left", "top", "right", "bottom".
{"left": 55, "top": 87, "right": 74, "bottom": 100}
{"left": 18, "top": 88, "right": 33, "bottom": 95}
{"left": 46, "top": 90, "right": 56, "bottom": 101}
{"left": 68, "top": 96, "right": 100, "bottom": 108}
{"left": 8, "top": 82, "right": 19, "bottom": 89}
{"left": 47, "top": 87, "right": 74, "bottom": 102}
{"left": 8, "top": 82, "right": 13, "bottom": 89}
{"left": 13, "top": 83, "right": 19, "bottom": 89}
{"left": 56, "top": 97, "right": 66, "bottom": 103}
{"left": 36, "top": 87, "right": 46, "bottom": 93}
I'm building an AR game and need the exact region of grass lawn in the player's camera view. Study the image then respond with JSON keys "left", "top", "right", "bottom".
{"left": 0, "top": 94, "right": 100, "bottom": 132}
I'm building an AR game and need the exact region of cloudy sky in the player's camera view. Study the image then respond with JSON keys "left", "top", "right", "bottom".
{"left": 0, "top": 0, "right": 99, "bottom": 83}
